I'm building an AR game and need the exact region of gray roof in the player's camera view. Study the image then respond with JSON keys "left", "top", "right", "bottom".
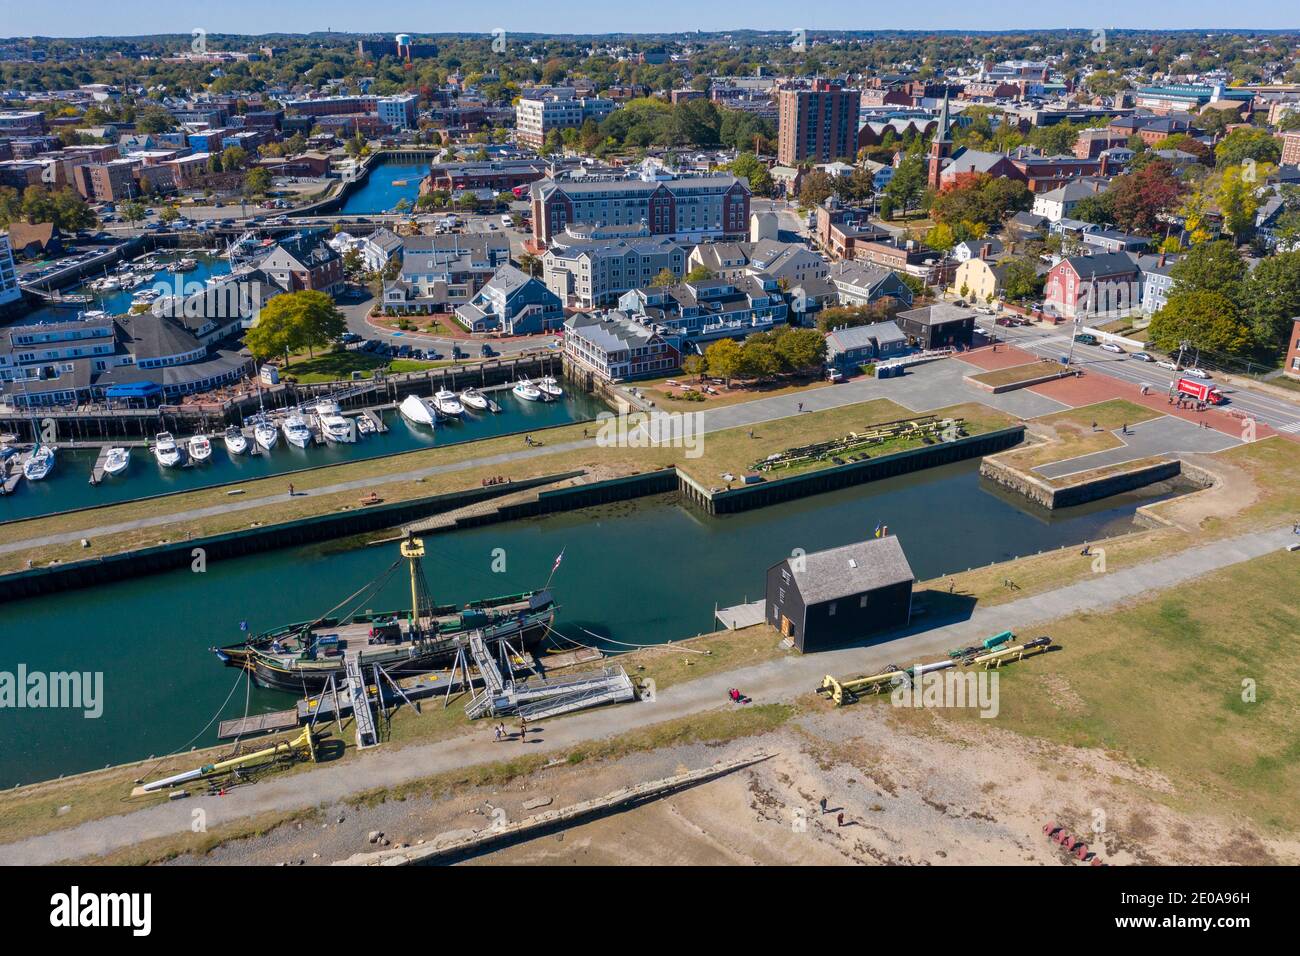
{"left": 897, "top": 303, "right": 977, "bottom": 326}
{"left": 781, "top": 536, "right": 914, "bottom": 605}
{"left": 826, "top": 321, "right": 907, "bottom": 352}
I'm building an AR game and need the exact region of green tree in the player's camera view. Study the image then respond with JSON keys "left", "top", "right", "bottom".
{"left": 243, "top": 166, "right": 272, "bottom": 198}
{"left": 650, "top": 268, "right": 678, "bottom": 287}
{"left": 772, "top": 327, "right": 827, "bottom": 372}
{"left": 685, "top": 265, "right": 715, "bottom": 282}
{"left": 1168, "top": 240, "right": 1247, "bottom": 299}
{"left": 738, "top": 339, "right": 781, "bottom": 379}
{"left": 1148, "top": 290, "right": 1252, "bottom": 356}
{"left": 1214, "top": 127, "right": 1281, "bottom": 167}
{"left": 1001, "top": 257, "right": 1044, "bottom": 302}
{"left": 245, "top": 290, "right": 346, "bottom": 365}
{"left": 704, "top": 337, "right": 742, "bottom": 385}
{"left": 220, "top": 145, "right": 249, "bottom": 172}
{"left": 1241, "top": 251, "right": 1300, "bottom": 351}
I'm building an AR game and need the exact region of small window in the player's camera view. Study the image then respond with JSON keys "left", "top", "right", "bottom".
{"left": 859, "top": 594, "right": 869, "bottom": 608}
{"left": 827, "top": 602, "right": 837, "bottom": 617}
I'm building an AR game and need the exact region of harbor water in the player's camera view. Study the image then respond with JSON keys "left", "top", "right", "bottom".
{"left": 0, "top": 391, "right": 607, "bottom": 523}
{"left": 0, "top": 459, "right": 1183, "bottom": 786}
{"left": 335, "top": 160, "right": 427, "bottom": 216}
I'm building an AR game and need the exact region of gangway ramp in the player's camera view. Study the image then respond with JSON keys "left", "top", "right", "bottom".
{"left": 345, "top": 655, "right": 379, "bottom": 749}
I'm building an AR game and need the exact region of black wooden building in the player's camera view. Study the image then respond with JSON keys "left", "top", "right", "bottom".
{"left": 764, "top": 536, "right": 914, "bottom": 653}
{"left": 894, "top": 303, "right": 977, "bottom": 350}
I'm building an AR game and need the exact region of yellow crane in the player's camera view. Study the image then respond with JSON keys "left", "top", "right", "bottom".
{"left": 132, "top": 727, "right": 317, "bottom": 797}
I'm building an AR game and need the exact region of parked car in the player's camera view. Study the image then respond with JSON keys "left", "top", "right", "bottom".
{"left": 1156, "top": 360, "right": 1179, "bottom": 371}
{"left": 340, "top": 332, "right": 362, "bottom": 344}
{"left": 826, "top": 368, "right": 844, "bottom": 382}
{"left": 1100, "top": 342, "right": 1125, "bottom": 354}
{"left": 1131, "top": 351, "right": 1155, "bottom": 362}
{"left": 397, "top": 344, "right": 412, "bottom": 358}
{"left": 1073, "top": 333, "right": 1099, "bottom": 346}
{"left": 1182, "top": 367, "right": 1212, "bottom": 379}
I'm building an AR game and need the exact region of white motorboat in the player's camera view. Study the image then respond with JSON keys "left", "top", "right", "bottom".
{"left": 538, "top": 376, "right": 563, "bottom": 399}
{"left": 459, "top": 388, "right": 489, "bottom": 411}
{"left": 153, "top": 432, "right": 182, "bottom": 468}
{"left": 131, "top": 288, "right": 161, "bottom": 305}
{"left": 188, "top": 434, "right": 213, "bottom": 462}
{"left": 399, "top": 393, "right": 438, "bottom": 427}
{"left": 254, "top": 418, "right": 279, "bottom": 451}
{"left": 321, "top": 413, "right": 354, "bottom": 443}
{"left": 281, "top": 411, "right": 312, "bottom": 449}
{"left": 314, "top": 397, "right": 341, "bottom": 417}
{"left": 432, "top": 388, "right": 464, "bottom": 416}
{"left": 102, "top": 446, "right": 130, "bottom": 476}
{"left": 513, "top": 379, "right": 544, "bottom": 402}
{"left": 23, "top": 444, "right": 56, "bottom": 481}
{"left": 356, "top": 414, "right": 377, "bottom": 435}
{"left": 223, "top": 426, "right": 248, "bottom": 456}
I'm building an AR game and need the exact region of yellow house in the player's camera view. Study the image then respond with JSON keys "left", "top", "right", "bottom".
{"left": 953, "top": 257, "right": 1005, "bottom": 305}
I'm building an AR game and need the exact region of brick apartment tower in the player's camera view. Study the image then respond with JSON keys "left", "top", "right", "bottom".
{"left": 777, "top": 79, "right": 862, "bottom": 166}
{"left": 927, "top": 91, "right": 952, "bottom": 189}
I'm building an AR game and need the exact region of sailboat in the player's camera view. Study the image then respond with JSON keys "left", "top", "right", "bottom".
{"left": 23, "top": 444, "right": 55, "bottom": 481}
{"left": 281, "top": 410, "right": 311, "bottom": 449}
{"left": 153, "top": 432, "right": 182, "bottom": 468}
{"left": 253, "top": 417, "right": 279, "bottom": 451}
{"left": 214, "top": 537, "right": 557, "bottom": 692}
{"left": 432, "top": 388, "right": 464, "bottom": 417}
{"left": 223, "top": 426, "right": 248, "bottom": 456}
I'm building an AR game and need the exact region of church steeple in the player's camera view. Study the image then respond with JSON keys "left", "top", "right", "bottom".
{"left": 935, "top": 90, "right": 951, "bottom": 144}
{"left": 928, "top": 90, "right": 953, "bottom": 189}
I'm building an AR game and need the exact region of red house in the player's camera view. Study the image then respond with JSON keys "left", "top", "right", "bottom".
{"left": 1044, "top": 252, "right": 1139, "bottom": 319}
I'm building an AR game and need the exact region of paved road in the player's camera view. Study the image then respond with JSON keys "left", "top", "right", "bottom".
{"left": 2, "top": 523, "right": 1290, "bottom": 865}
{"left": 341, "top": 293, "right": 553, "bottom": 359}
{"left": 987, "top": 322, "right": 1300, "bottom": 435}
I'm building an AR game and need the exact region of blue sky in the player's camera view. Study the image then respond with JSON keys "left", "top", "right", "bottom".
{"left": 2, "top": 2, "right": 1297, "bottom": 38}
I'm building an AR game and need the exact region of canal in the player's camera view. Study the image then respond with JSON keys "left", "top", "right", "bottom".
{"left": 334, "top": 160, "right": 427, "bottom": 216}
{"left": 0, "top": 460, "right": 1183, "bottom": 786}
{"left": 0, "top": 391, "right": 608, "bottom": 523}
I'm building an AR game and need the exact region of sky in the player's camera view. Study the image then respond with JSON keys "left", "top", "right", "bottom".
{"left": 2, "top": 1, "right": 1297, "bottom": 39}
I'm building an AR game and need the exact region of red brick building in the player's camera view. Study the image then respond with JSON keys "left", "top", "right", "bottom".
{"left": 1285, "top": 318, "right": 1300, "bottom": 380}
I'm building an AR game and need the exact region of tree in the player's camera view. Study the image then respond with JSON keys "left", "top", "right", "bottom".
{"left": 685, "top": 265, "right": 715, "bottom": 282}
{"left": 119, "top": 200, "right": 147, "bottom": 228}
{"left": 517, "top": 252, "right": 542, "bottom": 277}
{"left": 1001, "top": 257, "right": 1044, "bottom": 302}
{"left": 1168, "top": 240, "right": 1247, "bottom": 300}
{"left": 1071, "top": 193, "right": 1115, "bottom": 227}
{"left": 220, "top": 145, "right": 249, "bottom": 172}
{"left": 1214, "top": 127, "right": 1281, "bottom": 168}
{"left": 704, "top": 337, "right": 742, "bottom": 385}
{"left": 1241, "top": 251, "right": 1300, "bottom": 350}
{"left": 341, "top": 248, "right": 363, "bottom": 277}
{"left": 1107, "top": 160, "right": 1186, "bottom": 235}
{"left": 245, "top": 290, "right": 346, "bottom": 365}
{"left": 1216, "top": 163, "right": 1270, "bottom": 242}
{"left": 798, "top": 170, "right": 836, "bottom": 208}
{"left": 772, "top": 327, "right": 827, "bottom": 372}
{"left": 738, "top": 339, "right": 781, "bottom": 380}
{"left": 135, "top": 106, "right": 175, "bottom": 134}
{"left": 158, "top": 204, "right": 179, "bottom": 224}
{"left": 243, "top": 166, "right": 272, "bottom": 198}
{"left": 650, "top": 268, "right": 677, "bottom": 287}
{"left": 728, "top": 152, "right": 772, "bottom": 197}
{"left": 1148, "top": 290, "right": 1252, "bottom": 356}
{"left": 881, "top": 152, "right": 926, "bottom": 218}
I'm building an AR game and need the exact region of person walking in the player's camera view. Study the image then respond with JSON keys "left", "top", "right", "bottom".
{"left": 288, "top": 482, "right": 295, "bottom": 496}
{"left": 837, "top": 812, "right": 845, "bottom": 828}
{"left": 518, "top": 717, "right": 527, "bottom": 742}
{"left": 819, "top": 796, "right": 828, "bottom": 815}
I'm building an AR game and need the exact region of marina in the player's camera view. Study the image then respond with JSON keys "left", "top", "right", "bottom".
{"left": 0, "top": 459, "right": 1184, "bottom": 787}
{"left": 0, "top": 391, "right": 606, "bottom": 522}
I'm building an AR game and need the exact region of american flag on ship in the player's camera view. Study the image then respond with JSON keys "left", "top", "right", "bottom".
{"left": 551, "top": 550, "right": 565, "bottom": 574}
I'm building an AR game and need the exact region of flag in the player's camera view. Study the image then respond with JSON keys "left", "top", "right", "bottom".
{"left": 551, "top": 550, "right": 564, "bottom": 574}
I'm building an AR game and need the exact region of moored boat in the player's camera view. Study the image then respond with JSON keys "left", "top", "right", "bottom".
{"left": 102, "top": 446, "right": 130, "bottom": 476}
{"left": 538, "top": 375, "right": 563, "bottom": 399}
{"left": 459, "top": 387, "right": 489, "bottom": 411}
{"left": 223, "top": 426, "right": 248, "bottom": 456}
{"left": 399, "top": 393, "right": 438, "bottom": 427}
{"left": 214, "top": 537, "right": 557, "bottom": 693}
{"left": 254, "top": 418, "right": 279, "bottom": 451}
{"left": 153, "top": 432, "right": 181, "bottom": 468}
{"left": 281, "top": 410, "right": 311, "bottom": 448}
{"left": 513, "top": 379, "right": 543, "bottom": 402}
{"left": 433, "top": 388, "right": 464, "bottom": 417}
{"left": 23, "top": 444, "right": 56, "bottom": 481}
{"left": 321, "top": 413, "right": 354, "bottom": 443}
{"left": 188, "top": 434, "right": 212, "bottom": 462}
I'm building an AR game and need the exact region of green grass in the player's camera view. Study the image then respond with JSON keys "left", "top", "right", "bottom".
{"left": 890, "top": 550, "right": 1300, "bottom": 831}
{"left": 277, "top": 350, "right": 454, "bottom": 384}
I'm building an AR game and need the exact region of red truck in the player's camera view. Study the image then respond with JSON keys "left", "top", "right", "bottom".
{"left": 1176, "top": 377, "right": 1225, "bottom": 405}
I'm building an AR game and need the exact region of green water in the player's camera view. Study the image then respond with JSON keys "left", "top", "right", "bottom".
{"left": 0, "top": 460, "right": 1180, "bottom": 786}
{"left": 0, "top": 392, "right": 607, "bottom": 523}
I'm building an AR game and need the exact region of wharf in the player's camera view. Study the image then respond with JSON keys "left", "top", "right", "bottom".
{"left": 715, "top": 600, "right": 766, "bottom": 630}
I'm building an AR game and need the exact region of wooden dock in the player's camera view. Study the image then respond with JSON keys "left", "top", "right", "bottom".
{"left": 215, "top": 709, "right": 300, "bottom": 739}
{"left": 358, "top": 409, "right": 387, "bottom": 434}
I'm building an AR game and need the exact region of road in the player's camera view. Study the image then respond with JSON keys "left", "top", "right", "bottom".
{"left": 986, "top": 321, "right": 1300, "bottom": 435}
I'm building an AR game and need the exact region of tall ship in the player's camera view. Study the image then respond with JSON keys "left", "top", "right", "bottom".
{"left": 214, "top": 537, "right": 556, "bottom": 693}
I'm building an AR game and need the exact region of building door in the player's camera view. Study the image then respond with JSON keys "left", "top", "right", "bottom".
{"left": 781, "top": 615, "right": 794, "bottom": 637}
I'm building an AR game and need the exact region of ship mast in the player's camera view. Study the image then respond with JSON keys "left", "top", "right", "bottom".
{"left": 401, "top": 536, "right": 426, "bottom": 632}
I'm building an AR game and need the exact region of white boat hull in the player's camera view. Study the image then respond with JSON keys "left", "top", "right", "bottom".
{"left": 224, "top": 432, "right": 248, "bottom": 455}
{"left": 399, "top": 394, "right": 438, "bottom": 427}
{"left": 460, "top": 390, "right": 488, "bottom": 411}
{"left": 102, "top": 449, "right": 130, "bottom": 476}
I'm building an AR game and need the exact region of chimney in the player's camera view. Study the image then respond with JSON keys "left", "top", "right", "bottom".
{"left": 980, "top": 242, "right": 991, "bottom": 260}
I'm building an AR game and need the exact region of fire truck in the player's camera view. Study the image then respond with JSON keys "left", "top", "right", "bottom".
{"left": 1175, "top": 377, "right": 1225, "bottom": 405}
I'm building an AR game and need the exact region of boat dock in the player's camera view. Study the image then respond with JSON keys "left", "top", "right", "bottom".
{"left": 358, "top": 409, "right": 387, "bottom": 434}
{"left": 715, "top": 600, "right": 766, "bottom": 630}
{"left": 1, "top": 453, "right": 25, "bottom": 495}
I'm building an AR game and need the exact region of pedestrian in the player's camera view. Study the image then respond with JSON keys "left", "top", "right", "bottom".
{"left": 797, "top": 401, "right": 803, "bottom": 413}
{"left": 1121, "top": 422, "right": 1127, "bottom": 435}
{"left": 837, "top": 812, "right": 845, "bottom": 828}
{"left": 493, "top": 724, "right": 502, "bottom": 742}
{"left": 288, "top": 482, "right": 295, "bottom": 496}
{"left": 948, "top": 579, "right": 955, "bottom": 594}
{"left": 819, "top": 796, "right": 828, "bottom": 815}
{"left": 748, "top": 429, "right": 754, "bottom": 439}
{"left": 519, "top": 717, "right": 527, "bottom": 741}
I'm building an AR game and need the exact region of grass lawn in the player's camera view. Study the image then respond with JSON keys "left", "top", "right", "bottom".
{"left": 993, "top": 399, "right": 1161, "bottom": 473}
{"left": 892, "top": 550, "right": 1300, "bottom": 833}
{"left": 968, "top": 361, "right": 1072, "bottom": 389}
{"left": 634, "top": 373, "right": 832, "bottom": 410}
